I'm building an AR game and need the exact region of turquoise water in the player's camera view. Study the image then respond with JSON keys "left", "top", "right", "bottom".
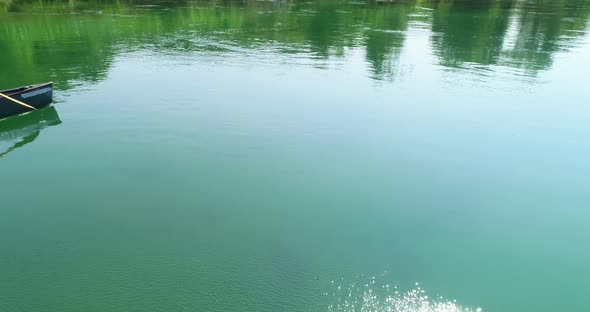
{"left": 1, "top": 1, "right": 590, "bottom": 311}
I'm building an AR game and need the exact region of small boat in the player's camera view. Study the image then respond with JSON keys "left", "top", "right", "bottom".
{"left": 0, "top": 82, "right": 54, "bottom": 120}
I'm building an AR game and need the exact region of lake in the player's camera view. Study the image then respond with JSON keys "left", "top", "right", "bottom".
{"left": 1, "top": 0, "right": 590, "bottom": 311}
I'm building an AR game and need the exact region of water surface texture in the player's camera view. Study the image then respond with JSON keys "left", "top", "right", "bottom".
{"left": 1, "top": 0, "right": 590, "bottom": 311}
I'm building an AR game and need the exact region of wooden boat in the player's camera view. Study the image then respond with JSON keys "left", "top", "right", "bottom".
{"left": 0, "top": 106, "right": 61, "bottom": 158}
{"left": 0, "top": 82, "right": 53, "bottom": 119}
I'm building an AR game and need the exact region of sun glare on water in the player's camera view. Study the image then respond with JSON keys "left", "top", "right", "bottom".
{"left": 326, "top": 276, "right": 481, "bottom": 312}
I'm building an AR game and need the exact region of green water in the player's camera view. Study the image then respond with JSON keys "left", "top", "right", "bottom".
{"left": 1, "top": 0, "right": 590, "bottom": 311}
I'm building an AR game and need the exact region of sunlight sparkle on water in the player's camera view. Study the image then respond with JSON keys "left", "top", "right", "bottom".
{"left": 327, "top": 277, "right": 481, "bottom": 312}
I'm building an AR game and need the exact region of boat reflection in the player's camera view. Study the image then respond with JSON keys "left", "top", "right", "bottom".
{"left": 0, "top": 106, "right": 61, "bottom": 158}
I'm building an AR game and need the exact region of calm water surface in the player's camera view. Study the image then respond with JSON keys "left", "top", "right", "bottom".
{"left": 1, "top": 0, "right": 590, "bottom": 311}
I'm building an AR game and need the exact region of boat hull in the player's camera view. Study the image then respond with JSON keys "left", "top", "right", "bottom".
{"left": 0, "top": 82, "right": 54, "bottom": 119}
